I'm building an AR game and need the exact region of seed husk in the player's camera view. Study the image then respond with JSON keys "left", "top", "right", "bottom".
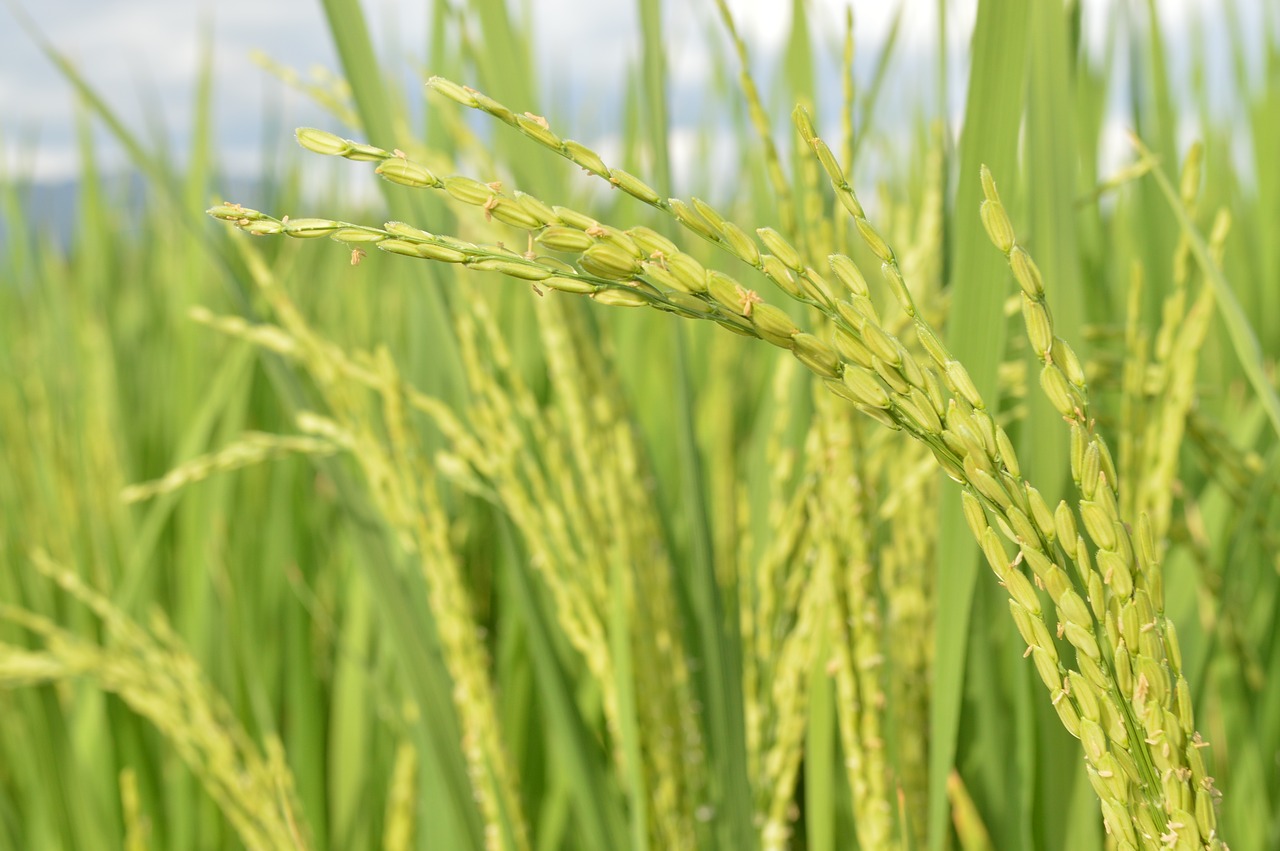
{"left": 444, "top": 176, "right": 496, "bottom": 207}
{"left": 1093, "top": 753, "right": 1130, "bottom": 804}
{"left": 1021, "top": 547, "right": 1054, "bottom": 582}
{"left": 378, "top": 239, "right": 427, "bottom": 257}
{"left": 719, "top": 222, "right": 760, "bottom": 265}
{"left": 415, "top": 243, "right": 469, "bottom": 263}
{"left": 537, "top": 226, "right": 596, "bottom": 253}
{"left": 1057, "top": 590, "right": 1093, "bottom": 634}
{"left": 376, "top": 158, "right": 440, "bottom": 188}
{"left": 1040, "top": 363, "right": 1081, "bottom": 419}
{"left": 842, "top": 368, "right": 890, "bottom": 409}
{"left": 580, "top": 243, "right": 641, "bottom": 280}
{"left": 641, "top": 263, "right": 682, "bottom": 292}
{"left": 799, "top": 267, "right": 835, "bottom": 303}
{"left": 971, "top": 467, "right": 1012, "bottom": 511}
{"left": 962, "top": 489, "right": 989, "bottom": 539}
{"left": 1068, "top": 671, "right": 1101, "bottom": 723}
{"left": 282, "top": 218, "right": 343, "bottom": 238}
{"left": 1077, "top": 652, "right": 1109, "bottom": 692}
{"left": 875, "top": 261, "right": 913, "bottom": 312}
{"left": 330, "top": 227, "right": 386, "bottom": 243}
{"left": 1025, "top": 486, "right": 1055, "bottom": 541}
{"left": 946, "top": 360, "right": 984, "bottom": 409}
{"left": 542, "top": 276, "right": 598, "bottom": 294}
{"left": 563, "top": 140, "right": 610, "bottom": 177}
{"left": 465, "top": 257, "right": 553, "bottom": 281}
{"left": 486, "top": 198, "right": 544, "bottom": 230}
{"left": 665, "top": 252, "right": 708, "bottom": 294}
{"left": 1031, "top": 647, "right": 1061, "bottom": 691}
{"left": 1007, "top": 599, "right": 1040, "bottom": 651}
{"left": 980, "top": 527, "right": 1011, "bottom": 579}
{"left": 1164, "top": 621, "right": 1183, "bottom": 674}
{"left": 512, "top": 190, "right": 558, "bottom": 225}
{"left": 629, "top": 226, "right": 679, "bottom": 258}
{"left": 295, "top": 126, "right": 352, "bottom": 156}
{"left": 916, "top": 324, "right": 950, "bottom": 368}
{"left": 1079, "top": 500, "right": 1117, "bottom": 550}
{"left": 855, "top": 218, "right": 895, "bottom": 264}
{"left": 757, "top": 228, "right": 803, "bottom": 271}
{"left": 715, "top": 315, "right": 757, "bottom": 337}
{"left": 345, "top": 142, "right": 390, "bottom": 162}
{"left": 872, "top": 357, "right": 911, "bottom": 395}
{"left": 751, "top": 303, "right": 799, "bottom": 340}
{"left": 1070, "top": 423, "right": 1087, "bottom": 483}
{"left": 1175, "top": 677, "right": 1194, "bottom": 733}
{"left": 792, "top": 333, "right": 841, "bottom": 379}
{"left": 907, "top": 387, "right": 942, "bottom": 433}
{"left": 591, "top": 288, "right": 648, "bottom": 307}
{"left": 828, "top": 254, "right": 869, "bottom": 296}
{"left": 471, "top": 91, "right": 515, "bottom": 124}
{"left": 663, "top": 291, "right": 714, "bottom": 316}
{"left": 552, "top": 206, "right": 598, "bottom": 231}
{"left": 669, "top": 199, "right": 720, "bottom": 241}
{"left": 1041, "top": 563, "right": 1072, "bottom": 601}
{"left": 706, "top": 271, "right": 750, "bottom": 315}
{"left": 855, "top": 404, "right": 901, "bottom": 430}
{"left": 608, "top": 168, "right": 661, "bottom": 204}
{"left": 1053, "top": 689, "right": 1083, "bottom": 739}
{"left": 1080, "top": 442, "right": 1102, "bottom": 499}
{"left": 385, "top": 221, "right": 433, "bottom": 240}
{"left": 922, "top": 368, "right": 947, "bottom": 417}
{"left": 761, "top": 255, "right": 802, "bottom": 298}
{"left": 1006, "top": 507, "right": 1039, "bottom": 546}
{"left": 208, "top": 203, "right": 262, "bottom": 221}
{"left": 1054, "top": 501, "right": 1079, "bottom": 551}
{"left": 1004, "top": 567, "right": 1043, "bottom": 616}
{"left": 515, "top": 113, "right": 562, "bottom": 149}
{"left": 807, "top": 135, "right": 844, "bottom": 184}
{"left": 240, "top": 220, "right": 284, "bottom": 235}
{"left": 980, "top": 198, "right": 1016, "bottom": 254}
{"left": 1010, "top": 246, "right": 1045, "bottom": 298}
{"left": 1097, "top": 550, "right": 1133, "bottom": 599}
{"left": 1022, "top": 296, "right": 1054, "bottom": 356}
{"left": 1055, "top": 337, "right": 1087, "bottom": 387}
{"left": 861, "top": 322, "right": 901, "bottom": 366}
{"left": 833, "top": 327, "right": 874, "bottom": 368}
{"left": 426, "top": 76, "right": 479, "bottom": 107}
{"left": 932, "top": 445, "right": 966, "bottom": 481}
{"left": 979, "top": 164, "right": 1002, "bottom": 203}
{"left": 691, "top": 198, "right": 727, "bottom": 232}
{"left": 1064, "top": 621, "right": 1101, "bottom": 660}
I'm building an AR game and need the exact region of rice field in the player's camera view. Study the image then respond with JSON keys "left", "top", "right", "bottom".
{"left": 2, "top": 1, "right": 1278, "bottom": 849}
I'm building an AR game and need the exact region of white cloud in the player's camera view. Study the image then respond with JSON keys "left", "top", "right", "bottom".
{"left": 0, "top": 0, "right": 1266, "bottom": 182}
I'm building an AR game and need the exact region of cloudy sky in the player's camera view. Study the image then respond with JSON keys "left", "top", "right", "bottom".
{"left": 0, "top": 0, "right": 1264, "bottom": 183}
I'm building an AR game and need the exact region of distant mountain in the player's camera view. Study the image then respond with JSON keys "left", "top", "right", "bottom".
{"left": 0, "top": 173, "right": 266, "bottom": 252}
{"left": 0, "top": 177, "right": 81, "bottom": 249}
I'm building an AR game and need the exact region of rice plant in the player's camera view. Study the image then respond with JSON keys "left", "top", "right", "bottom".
{"left": 2, "top": 1, "right": 1278, "bottom": 850}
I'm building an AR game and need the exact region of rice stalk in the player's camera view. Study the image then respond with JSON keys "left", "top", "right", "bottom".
{"left": 0, "top": 555, "right": 312, "bottom": 851}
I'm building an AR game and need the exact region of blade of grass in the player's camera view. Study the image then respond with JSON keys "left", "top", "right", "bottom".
{"left": 929, "top": 1, "right": 1030, "bottom": 849}
{"left": 1136, "top": 139, "right": 1280, "bottom": 439}
{"left": 638, "top": 3, "right": 754, "bottom": 847}
{"left": 231, "top": 240, "right": 486, "bottom": 849}
{"left": 849, "top": 2, "right": 904, "bottom": 169}
{"left": 609, "top": 550, "right": 648, "bottom": 851}
{"left": 1023, "top": 4, "right": 1096, "bottom": 848}
{"left": 804, "top": 618, "right": 836, "bottom": 851}
{"left": 318, "top": 0, "right": 465, "bottom": 403}
{"left": 1128, "top": 0, "right": 1179, "bottom": 317}
{"left": 501, "top": 524, "right": 629, "bottom": 851}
